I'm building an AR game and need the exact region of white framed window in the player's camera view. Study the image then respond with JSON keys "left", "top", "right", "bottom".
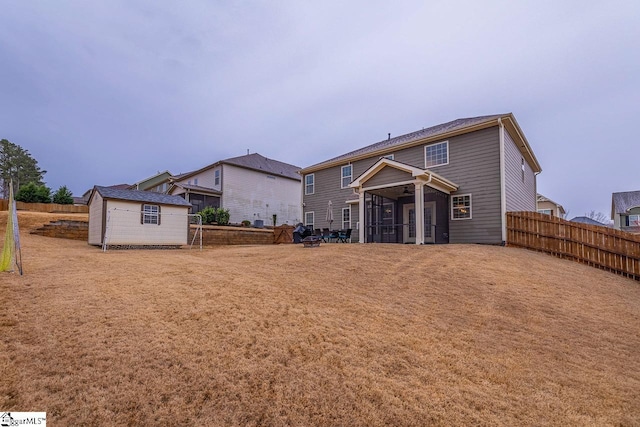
{"left": 305, "top": 174, "right": 315, "bottom": 195}
{"left": 538, "top": 209, "right": 553, "bottom": 215}
{"left": 142, "top": 204, "right": 160, "bottom": 225}
{"left": 342, "top": 207, "right": 351, "bottom": 229}
{"left": 628, "top": 214, "right": 640, "bottom": 226}
{"left": 214, "top": 169, "right": 220, "bottom": 186}
{"left": 341, "top": 165, "right": 352, "bottom": 189}
{"left": 194, "top": 178, "right": 198, "bottom": 185}
{"left": 451, "top": 194, "right": 472, "bottom": 220}
{"left": 304, "top": 211, "right": 314, "bottom": 228}
{"left": 425, "top": 141, "right": 449, "bottom": 168}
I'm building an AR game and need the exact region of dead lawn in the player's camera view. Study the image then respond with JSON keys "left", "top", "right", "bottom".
{"left": 1, "top": 212, "right": 639, "bottom": 426}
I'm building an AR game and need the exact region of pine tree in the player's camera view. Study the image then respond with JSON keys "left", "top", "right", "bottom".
{"left": 0, "top": 139, "right": 47, "bottom": 198}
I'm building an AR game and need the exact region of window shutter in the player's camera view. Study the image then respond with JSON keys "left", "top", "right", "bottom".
{"left": 158, "top": 205, "right": 161, "bottom": 226}
{"left": 625, "top": 216, "right": 629, "bottom": 227}
{"left": 141, "top": 205, "right": 144, "bottom": 224}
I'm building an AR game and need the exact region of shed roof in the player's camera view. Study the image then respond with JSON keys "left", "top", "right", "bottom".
{"left": 612, "top": 190, "right": 640, "bottom": 215}
{"left": 92, "top": 186, "right": 192, "bottom": 207}
{"left": 300, "top": 113, "right": 541, "bottom": 174}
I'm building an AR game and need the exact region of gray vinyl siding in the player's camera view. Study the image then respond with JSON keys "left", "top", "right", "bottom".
{"left": 363, "top": 166, "right": 412, "bottom": 188}
{"left": 303, "top": 126, "right": 503, "bottom": 244}
{"left": 435, "top": 127, "right": 502, "bottom": 244}
{"left": 504, "top": 130, "right": 537, "bottom": 212}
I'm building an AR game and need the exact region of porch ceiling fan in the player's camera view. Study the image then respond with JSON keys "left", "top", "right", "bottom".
{"left": 402, "top": 186, "right": 413, "bottom": 195}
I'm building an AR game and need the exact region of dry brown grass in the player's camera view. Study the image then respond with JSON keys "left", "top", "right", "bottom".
{"left": 1, "top": 212, "right": 639, "bottom": 426}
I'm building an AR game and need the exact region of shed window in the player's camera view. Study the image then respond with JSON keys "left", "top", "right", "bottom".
{"left": 142, "top": 204, "right": 160, "bottom": 225}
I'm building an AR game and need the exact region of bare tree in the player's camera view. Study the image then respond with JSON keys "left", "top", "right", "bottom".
{"left": 585, "top": 210, "right": 613, "bottom": 225}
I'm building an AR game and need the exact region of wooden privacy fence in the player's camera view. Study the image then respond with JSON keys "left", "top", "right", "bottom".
{"left": 0, "top": 199, "right": 88, "bottom": 213}
{"left": 507, "top": 211, "right": 640, "bottom": 281}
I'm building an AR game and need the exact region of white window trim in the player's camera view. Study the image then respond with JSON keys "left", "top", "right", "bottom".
{"left": 451, "top": 194, "right": 472, "bottom": 220}
{"left": 425, "top": 140, "right": 449, "bottom": 168}
{"left": 305, "top": 173, "right": 315, "bottom": 195}
{"left": 538, "top": 209, "right": 553, "bottom": 215}
{"left": 629, "top": 214, "right": 640, "bottom": 225}
{"left": 214, "top": 169, "right": 220, "bottom": 186}
{"left": 342, "top": 206, "right": 351, "bottom": 229}
{"left": 142, "top": 204, "right": 160, "bottom": 225}
{"left": 341, "top": 165, "right": 352, "bottom": 189}
{"left": 304, "top": 211, "right": 314, "bottom": 228}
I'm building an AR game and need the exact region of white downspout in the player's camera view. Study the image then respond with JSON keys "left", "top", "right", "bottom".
{"left": 498, "top": 118, "right": 507, "bottom": 244}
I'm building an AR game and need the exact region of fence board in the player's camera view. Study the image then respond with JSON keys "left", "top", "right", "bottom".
{"left": 0, "top": 199, "right": 88, "bottom": 213}
{"left": 507, "top": 211, "right": 640, "bottom": 281}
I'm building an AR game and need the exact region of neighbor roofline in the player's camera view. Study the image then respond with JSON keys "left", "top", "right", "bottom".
{"left": 299, "top": 113, "right": 542, "bottom": 174}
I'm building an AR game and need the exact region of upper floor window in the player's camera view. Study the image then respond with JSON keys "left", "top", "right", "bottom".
{"left": 142, "top": 204, "right": 160, "bottom": 225}
{"left": 538, "top": 209, "right": 553, "bottom": 216}
{"left": 627, "top": 214, "right": 640, "bottom": 226}
{"left": 305, "top": 174, "right": 315, "bottom": 195}
{"left": 341, "top": 165, "right": 352, "bottom": 189}
{"left": 451, "top": 194, "right": 472, "bottom": 220}
{"left": 425, "top": 141, "right": 449, "bottom": 167}
{"left": 193, "top": 178, "right": 198, "bottom": 186}
{"left": 214, "top": 169, "right": 220, "bottom": 186}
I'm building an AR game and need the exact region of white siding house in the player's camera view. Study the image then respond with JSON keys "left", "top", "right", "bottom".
{"left": 88, "top": 186, "right": 193, "bottom": 247}
{"left": 169, "top": 153, "right": 301, "bottom": 226}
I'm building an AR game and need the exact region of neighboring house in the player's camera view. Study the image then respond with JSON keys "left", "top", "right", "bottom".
{"left": 129, "top": 170, "right": 173, "bottom": 193}
{"left": 569, "top": 216, "right": 610, "bottom": 227}
{"left": 537, "top": 194, "right": 566, "bottom": 218}
{"left": 611, "top": 190, "right": 640, "bottom": 234}
{"left": 168, "top": 153, "right": 301, "bottom": 226}
{"left": 88, "top": 186, "right": 192, "bottom": 247}
{"left": 299, "top": 113, "right": 541, "bottom": 244}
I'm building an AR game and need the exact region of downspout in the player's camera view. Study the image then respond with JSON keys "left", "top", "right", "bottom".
{"left": 498, "top": 118, "right": 507, "bottom": 245}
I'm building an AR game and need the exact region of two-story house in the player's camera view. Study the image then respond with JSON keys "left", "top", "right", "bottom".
{"left": 299, "top": 113, "right": 542, "bottom": 244}
{"left": 536, "top": 194, "right": 566, "bottom": 218}
{"left": 611, "top": 190, "right": 640, "bottom": 234}
{"left": 168, "top": 153, "right": 302, "bottom": 226}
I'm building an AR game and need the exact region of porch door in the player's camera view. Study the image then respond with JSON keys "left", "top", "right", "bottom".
{"left": 403, "top": 204, "right": 416, "bottom": 243}
{"left": 424, "top": 201, "right": 436, "bottom": 243}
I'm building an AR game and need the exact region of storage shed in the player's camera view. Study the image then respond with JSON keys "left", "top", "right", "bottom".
{"left": 88, "top": 186, "right": 193, "bottom": 248}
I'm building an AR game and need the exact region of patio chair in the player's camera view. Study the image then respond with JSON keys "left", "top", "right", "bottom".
{"left": 337, "top": 228, "right": 352, "bottom": 243}
{"left": 321, "top": 228, "right": 332, "bottom": 242}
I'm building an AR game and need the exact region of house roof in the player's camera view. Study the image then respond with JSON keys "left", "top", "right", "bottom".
{"left": 537, "top": 193, "right": 566, "bottom": 214}
{"left": 611, "top": 190, "right": 640, "bottom": 216}
{"left": 570, "top": 216, "right": 609, "bottom": 227}
{"left": 170, "top": 183, "right": 222, "bottom": 196}
{"left": 300, "top": 113, "right": 541, "bottom": 174}
{"left": 91, "top": 186, "right": 192, "bottom": 207}
{"left": 173, "top": 153, "right": 301, "bottom": 182}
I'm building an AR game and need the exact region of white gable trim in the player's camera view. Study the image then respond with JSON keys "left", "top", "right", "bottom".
{"left": 349, "top": 157, "right": 458, "bottom": 194}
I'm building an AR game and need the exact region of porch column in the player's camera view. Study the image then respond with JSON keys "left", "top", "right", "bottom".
{"left": 358, "top": 190, "right": 366, "bottom": 243}
{"left": 414, "top": 182, "right": 425, "bottom": 245}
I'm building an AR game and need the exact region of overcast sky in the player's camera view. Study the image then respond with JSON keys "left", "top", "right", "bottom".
{"left": 1, "top": 1, "right": 638, "bottom": 218}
